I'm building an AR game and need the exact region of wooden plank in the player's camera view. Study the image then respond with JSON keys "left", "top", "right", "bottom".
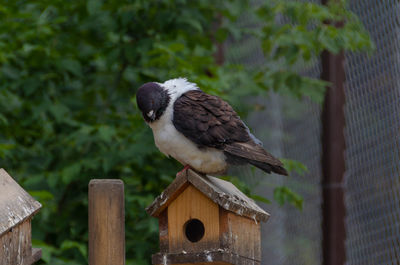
{"left": 146, "top": 170, "right": 269, "bottom": 223}
{"left": 0, "top": 169, "right": 41, "bottom": 236}
{"left": 88, "top": 179, "right": 125, "bottom": 265}
{"left": 219, "top": 209, "right": 261, "bottom": 262}
{"left": 146, "top": 171, "right": 189, "bottom": 217}
{"left": 168, "top": 185, "right": 219, "bottom": 253}
{"left": 25, "top": 248, "right": 42, "bottom": 265}
{"left": 152, "top": 251, "right": 260, "bottom": 265}
{"left": 158, "top": 210, "right": 169, "bottom": 252}
{"left": 187, "top": 170, "right": 269, "bottom": 222}
{"left": 219, "top": 208, "right": 230, "bottom": 250}
{"left": 226, "top": 212, "right": 261, "bottom": 261}
{"left": 0, "top": 220, "right": 32, "bottom": 265}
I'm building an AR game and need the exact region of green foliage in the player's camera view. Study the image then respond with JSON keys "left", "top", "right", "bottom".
{"left": 281, "top": 158, "right": 309, "bottom": 176}
{"left": 274, "top": 186, "right": 304, "bottom": 210}
{"left": 222, "top": 175, "right": 304, "bottom": 209}
{"left": 253, "top": 0, "right": 374, "bottom": 103}
{"left": 0, "top": 0, "right": 371, "bottom": 264}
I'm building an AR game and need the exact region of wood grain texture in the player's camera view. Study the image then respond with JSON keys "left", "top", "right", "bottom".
{"left": 149, "top": 170, "right": 266, "bottom": 264}
{"left": 226, "top": 212, "right": 260, "bottom": 261}
{"left": 159, "top": 210, "right": 169, "bottom": 252}
{"left": 0, "top": 168, "right": 41, "bottom": 236}
{"left": 187, "top": 171, "right": 269, "bottom": 222}
{"left": 219, "top": 209, "right": 261, "bottom": 262}
{"left": 89, "top": 179, "right": 125, "bottom": 265}
{"left": 168, "top": 185, "right": 219, "bottom": 253}
{"left": 146, "top": 171, "right": 189, "bottom": 217}
{"left": 0, "top": 219, "right": 39, "bottom": 265}
{"left": 147, "top": 170, "right": 269, "bottom": 222}
{"left": 26, "top": 248, "right": 42, "bottom": 265}
{"left": 152, "top": 251, "right": 260, "bottom": 265}
{"left": 219, "top": 208, "right": 230, "bottom": 250}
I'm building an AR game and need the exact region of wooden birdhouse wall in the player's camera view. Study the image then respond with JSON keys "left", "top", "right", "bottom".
{"left": 0, "top": 168, "right": 42, "bottom": 265}
{"left": 220, "top": 210, "right": 261, "bottom": 261}
{"left": 147, "top": 170, "right": 269, "bottom": 265}
{"left": 0, "top": 219, "right": 32, "bottom": 265}
{"left": 167, "top": 185, "right": 219, "bottom": 253}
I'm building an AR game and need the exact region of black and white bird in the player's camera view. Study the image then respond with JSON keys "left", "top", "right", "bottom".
{"left": 136, "top": 78, "right": 288, "bottom": 176}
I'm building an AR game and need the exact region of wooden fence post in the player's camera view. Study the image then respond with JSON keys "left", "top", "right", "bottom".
{"left": 89, "top": 179, "right": 125, "bottom": 265}
{"left": 321, "top": 50, "right": 346, "bottom": 265}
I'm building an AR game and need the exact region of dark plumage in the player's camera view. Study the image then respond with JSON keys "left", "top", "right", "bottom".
{"left": 173, "top": 90, "right": 288, "bottom": 176}
{"left": 136, "top": 82, "right": 170, "bottom": 122}
{"left": 136, "top": 78, "right": 288, "bottom": 176}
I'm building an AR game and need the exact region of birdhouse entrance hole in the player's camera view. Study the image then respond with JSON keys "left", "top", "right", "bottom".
{"left": 184, "top": 218, "right": 205, "bottom": 243}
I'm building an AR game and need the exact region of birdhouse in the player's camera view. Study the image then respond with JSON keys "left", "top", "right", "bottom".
{"left": 146, "top": 169, "right": 269, "bottom": 265}
{"left": 0, "top": 168, "right": 42, "bottom": 265}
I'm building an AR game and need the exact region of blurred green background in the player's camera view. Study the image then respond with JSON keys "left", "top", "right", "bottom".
{"left": 0, "top": 0, "right": 372, "bottom": 264}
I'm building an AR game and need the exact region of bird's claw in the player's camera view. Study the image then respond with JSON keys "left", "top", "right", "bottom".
{"left": 176, "top": 165, "right": 191, "bottom": 177}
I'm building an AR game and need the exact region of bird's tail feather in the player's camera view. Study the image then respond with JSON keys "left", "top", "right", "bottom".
{"left": 248, "top": 159, "right": 288, "bottom": 176}
{"left": 224, "top": 141, "right": 288, "bottom": 176}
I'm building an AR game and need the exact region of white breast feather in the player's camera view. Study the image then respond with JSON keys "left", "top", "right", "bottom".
{"left": 148, "top": 78, "right": 227, "bottom": 174}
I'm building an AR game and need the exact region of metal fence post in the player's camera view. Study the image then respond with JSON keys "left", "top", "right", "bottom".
{"left": 89, "top": 179, "right": 125, "bottom": 265}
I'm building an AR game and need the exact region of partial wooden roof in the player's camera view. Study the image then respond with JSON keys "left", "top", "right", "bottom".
{"left": 146, "top": 169, "right": 269, "bottom": 222}
{"left": 0, "top": 169, "right": 42, "bottom": 236}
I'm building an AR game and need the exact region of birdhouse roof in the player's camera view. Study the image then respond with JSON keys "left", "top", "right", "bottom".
{"left": 0, "top": 169, "right": 42, "bottom": 236}
{"left": 146, "top": 169, "right": 269, "bottom": 222}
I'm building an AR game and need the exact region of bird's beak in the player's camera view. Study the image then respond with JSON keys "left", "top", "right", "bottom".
{"left": 147, "top": 110, "right": 155, "bottom": 121}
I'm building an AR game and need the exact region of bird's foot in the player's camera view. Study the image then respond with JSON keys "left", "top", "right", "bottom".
{"left": 176, "top": 165, "right": 192, "bottom": 177}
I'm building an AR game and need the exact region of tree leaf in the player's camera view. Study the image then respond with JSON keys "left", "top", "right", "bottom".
{"left": 274, "top": 186, "right": 303, "bottom": 210}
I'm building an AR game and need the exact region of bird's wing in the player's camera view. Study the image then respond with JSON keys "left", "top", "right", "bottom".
{"left": 224, "top": 142, "right": 286, "bottom": 170}
{"left": 172, "top": 90, "right": 250, "bottom": 149}
{"left": 173, "top": 90, "right": 287, "bottom": 175}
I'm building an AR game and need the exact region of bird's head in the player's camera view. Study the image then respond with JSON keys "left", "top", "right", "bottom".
{"left": 136, "top": 82, "right": 170, "bottom": 123}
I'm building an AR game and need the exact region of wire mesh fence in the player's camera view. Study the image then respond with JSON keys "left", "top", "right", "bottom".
{"left": 225, "top": 5, "right": 323, "bottom": 265}
{"left": 226, "top": 1, "right": 400, "bottom": 265}
{"left": 344, "top": 1, "right": 400, "bottom": 265}
{"left": 226, "top": 57, "right": 324, "bottom": 265}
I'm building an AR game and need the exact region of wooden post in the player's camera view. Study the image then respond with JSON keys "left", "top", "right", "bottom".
{"left": 320, "top": 2, "right": 346, "bottom": 264}
{"left": 321, "top": 49, "right": 346, "bottom": 265}
{"left": 89, "top": 179, "right": 125, "bottom": 265}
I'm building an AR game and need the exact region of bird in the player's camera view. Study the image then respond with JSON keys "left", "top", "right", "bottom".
{"left": 136, "top": 77, "right": 288, "bottom": 176}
